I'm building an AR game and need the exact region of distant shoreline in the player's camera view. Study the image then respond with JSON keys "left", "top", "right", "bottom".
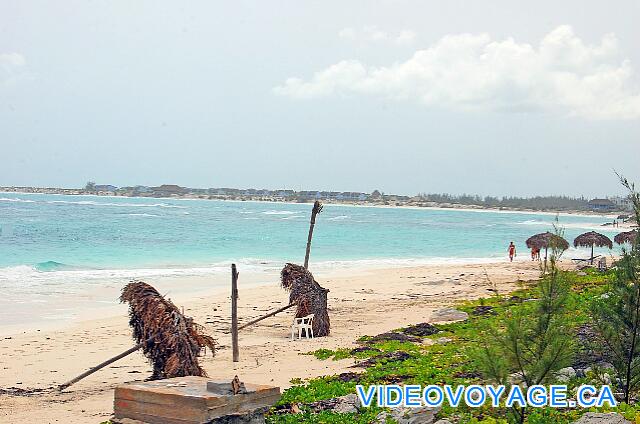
{"left": 0, "top": 187, "right": 627, "bottom": 220}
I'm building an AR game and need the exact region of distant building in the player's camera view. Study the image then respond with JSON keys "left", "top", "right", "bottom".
{"left": 610, "top": 196, "right": 633, "bottom": 212}
{"left": 337, "top": 192, "right": 368, "bottom": 201}
{"left": 150, "top": 184, "right": 187, "bottom": 196}
{"left": 276, "top": 190, "right": 295, "bottom": 198}
{"left": 134, "top": 185, "right": 151, "bottom": 193}
{"left": 94, "top": 184, "right": 118, "bottom": 192}
{"left": 370, "top": 190, "right": 382, "bottom": 200}
{"left": 587, "top": 198, "right": 617, "bottom": 211}
{"left": 298, "top": 190, "right": 317, "bottom": 199}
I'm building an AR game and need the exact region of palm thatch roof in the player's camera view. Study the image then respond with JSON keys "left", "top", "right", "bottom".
{"left": 281, "top": 263, "right": 330, "bottom": 337}
{"left": 573, "top": 231, "right": 613, "bottom": 249}
{"left": 120, "top": 281, "right": 216, "bottom": 380}
{"left": 614, "top": 230, "right": 638, "bottom": 245}
{"left": 525, "top": 232, "right": 569, "bottom": 251}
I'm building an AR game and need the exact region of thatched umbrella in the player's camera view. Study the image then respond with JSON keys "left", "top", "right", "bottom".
{"left": 281, "top": 263, "right": 330, "bottom": 337}
{"left": 615, "top": 230, "right": 638, "bottom": 245}
{"left": 526, "top": 232, "right": 569, "bottom": 262}
{"left": 120, "top": 281, "right": 216, "bottom": 380}
{"left": 573, "top": 231, "right": 612, "bottom": 265}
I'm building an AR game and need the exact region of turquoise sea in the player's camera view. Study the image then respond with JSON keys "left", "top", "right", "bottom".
{"left": 1, "top": 192, "right": 624, "bottom": 271}
{"left": 0, "top": 192, "right": 623, "bottom": 326}
{"left": 0, "top": 192, "right": 623, "bottom": 276}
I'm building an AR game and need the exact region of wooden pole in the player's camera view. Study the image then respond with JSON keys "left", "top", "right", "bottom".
{"left": 304, "top": 201, "right": 323, "bottom": 269}
{"left": 231, "top": 264, "right": 239, "bottom": 363}
{"left": 58, "top": 336, "right": 153, "bottom": 391}
{"left": 238, "top": 302, "right": 295, "bottom": 331}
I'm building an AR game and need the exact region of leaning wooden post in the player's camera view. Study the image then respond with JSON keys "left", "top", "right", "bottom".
{"left": 238, "top": 302, "right": 296, "bottom": 331}
{"left": 304, "top": 201, "right": 323, "bottom": 269}
{"left": 231, "top": 264, "right": 239, "bottom": 363}
{"left": 58, "top": 336, "right": 151, "bottom": 391}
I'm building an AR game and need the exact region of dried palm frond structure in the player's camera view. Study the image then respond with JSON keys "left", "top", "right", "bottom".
{"left": 615, "top": 230, "right": 638, "bottom": 245}
{"left": 120, "top": 281, "right": 216, "bottom": 380}
{"left": 526, "top": 232, "right": 569, "bottom": 252}
{"left": 573, "top": 231, "right": 613, "bottom": 264}
{"left": 526, "top": 231, "right": 569, "bottom": 266}
{"left": 281, "top": 263, "right": 330, "bottom": 337}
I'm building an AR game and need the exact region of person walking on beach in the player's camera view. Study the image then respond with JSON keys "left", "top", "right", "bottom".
{"left": 508, "top": 242, "right": 516, "bottom": 262}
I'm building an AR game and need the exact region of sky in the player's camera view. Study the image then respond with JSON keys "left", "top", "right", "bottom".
{"left": 1, "top": 0, "right": 639, "bottom": 197}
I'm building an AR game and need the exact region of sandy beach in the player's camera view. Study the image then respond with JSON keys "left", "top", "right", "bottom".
{"left": 0, "top": 260, "right": 543, "bottom": 424}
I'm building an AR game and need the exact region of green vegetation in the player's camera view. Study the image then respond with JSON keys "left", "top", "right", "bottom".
{"left": 415, "top": 193, "right": 594, "bottom": 211}
{"left": 266, "top": 177, "right": 640, "bottom": 424}
{"left": 266, "top": 268, "right": 640, "bottom": 423}
{"left": 475, "top": 226, "right": 575, "bottom": 423}
{"left": 590, "top": 177, "right": 640, "bottom": 404}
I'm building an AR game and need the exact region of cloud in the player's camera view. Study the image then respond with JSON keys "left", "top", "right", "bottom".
{"left": 0, "top": 52, "right": 27, "bottom": 87}
{"left": 338, "top": 26, "right": 416, "bottom": 45}
{"left": 275, "top": 26, "right": 640, "bottom": 120}
{"left": 395, "top": 30, "right": 416, "bottom": 45}
{"left": 338, "top": 27, "right": 357, "bottom": 41}
{"left": 0, "top": 53, "right": 26, "bottom": 68}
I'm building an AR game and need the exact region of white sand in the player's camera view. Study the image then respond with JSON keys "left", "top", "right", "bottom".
{"left": 0, "top": 261, "right": 543, "bottom": 423}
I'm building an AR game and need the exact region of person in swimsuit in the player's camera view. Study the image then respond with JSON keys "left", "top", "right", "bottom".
{"left": 508, "top": 242, "right": 516, "bottom": 262}
{"left": 531, "top": 247, "right": 540, "bottom": 261}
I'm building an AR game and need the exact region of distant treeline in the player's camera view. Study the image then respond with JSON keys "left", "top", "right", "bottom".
{"left": 416, "top": 193, "right": 589, "bottom": 211}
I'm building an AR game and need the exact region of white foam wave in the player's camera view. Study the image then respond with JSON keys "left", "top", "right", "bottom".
{"left": 262, "top": 210, "right": 300, "bottom": 215}
{"left": 127, "top": 213, "right": 160, "bottom": 217}
{"left": 516, "top": 219, "right": 619, "bottom": 233}
{"left": 311, "top": 256, "right": 510, "bottom": 271}
{"left": 45, "top": 200, "right": 187, "bottom": 209}
{"left": 518, "top": 219, "right": 546, "bottom": 226}
{"left": 328, "top": 215, "right": 350, "bottom": 221}
{"left": 0, "top": 197, "right": 36, "bottom": 203}
{"left": 0, "top": 258, "right": 284, "bottom": 288}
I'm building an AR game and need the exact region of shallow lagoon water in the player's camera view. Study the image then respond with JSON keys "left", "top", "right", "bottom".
{"left": 0, "top": 193, "right": 621, "bottom": 308}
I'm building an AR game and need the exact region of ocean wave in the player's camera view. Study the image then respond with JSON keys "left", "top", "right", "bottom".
{"left": 0, "top": 197, "right": 36, "bottom": 203}
{"left": 311, "top": 256, "right": 509, "bottom": 270}
{"left": 46, "top": 200, "right": 187, "bottom": 209}
{"left": 516, "top": 219, "right": 619, "bottom": 232}
{"left": 517, "top": 219, "right": 550, "bottom": 226}
{"left": 328, "top": 215, "right": 350, "bottom": 221}
{"left": 262, "top": 210, "right": 301, "bottom": 215}
{"left": 127, "top": 213, "right": 160, "bottom": 217}
{"left": 34, "top": 261, "right": 78, "bottom": 272}
{"left": 0, "top": 258, "right": 284, "bottom": 287}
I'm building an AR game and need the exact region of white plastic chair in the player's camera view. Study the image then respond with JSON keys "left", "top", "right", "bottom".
{"left": 291, "top": 314, "right": 314, "bottom": 340}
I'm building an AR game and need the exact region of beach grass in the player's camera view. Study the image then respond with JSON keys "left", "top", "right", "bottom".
{"left": 266, "top": 268, "right": 640, "bottom": 423}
